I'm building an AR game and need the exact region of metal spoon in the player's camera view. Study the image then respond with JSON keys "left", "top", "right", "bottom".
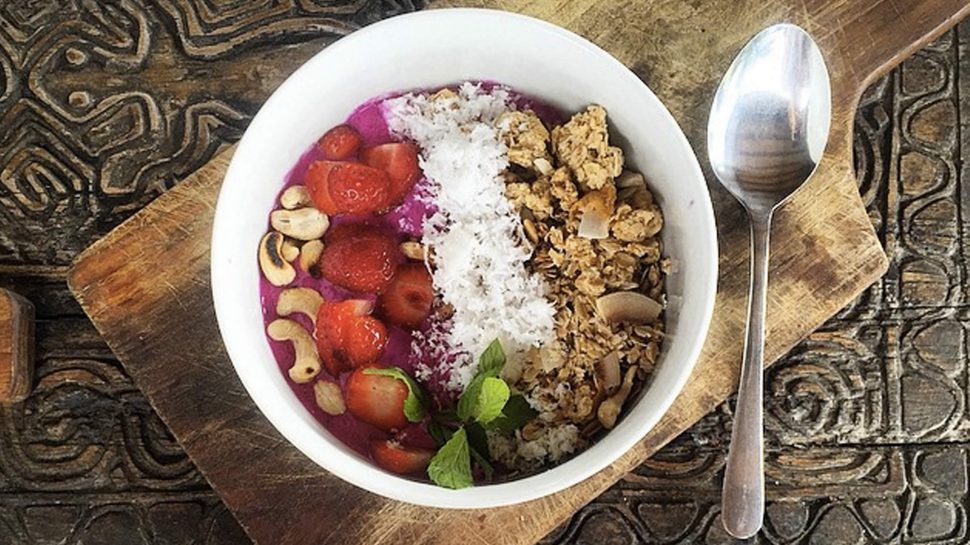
{"left": 707, "top": 24, "right": 831, "bottom": 539}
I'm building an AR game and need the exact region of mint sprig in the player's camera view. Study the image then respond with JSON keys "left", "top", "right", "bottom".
{"left": 427, "top": 339, "right": 536, "bottom": 489}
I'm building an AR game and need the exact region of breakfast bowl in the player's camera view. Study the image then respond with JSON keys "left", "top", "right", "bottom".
{"left": 211, "top": 8, "right": 717, "bottom": 509}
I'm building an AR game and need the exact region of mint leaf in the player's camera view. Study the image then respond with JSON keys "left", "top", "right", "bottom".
{"left": 478, "top": 339, "right": 506, "bottom": 375}
{"left": 475, "top": 377, "right": 510, "bottom": 424}
{"left": 427, "top": 419, "right": 455, "bottom": 447}
{"left": 465, "top": 423, "right": 494, "bottom": 480}
{"left": 457, "top": 339, "right": 507, "bottom": 421}
{"left": 428, "top": 427, "right": 473, "bottom": 489}
{"left": 363, "top": 367, "right": 426, "bottom": 422}
{"left": 485, "top": 395, "right": 538, "bottom": 433}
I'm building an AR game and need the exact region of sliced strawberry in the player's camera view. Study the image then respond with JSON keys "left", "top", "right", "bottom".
{"left": 371, "top": 440, "right": 434, "bottom": 475}
{"left": 361, "top": 143, "right": 420, "bottom": 207}
{"left": 315, "top": 300, "right": 385, "bottom": 373}
{"left": 318, "top": 124, "right": 363, "bottom": 160}
{"left": 344, "top": 315, "right": 388, "bottom": 366}
{"left": 327, "top": 163, "right": 391, "bottom": 215}
{"left": 346, "top": 367, "right": 409, "bottom": 431}
{"left": 379, "top": 263, "right": 434, "bottom": 329}
{"left": 305, "top": 160, "right": 341, "bottom": 214}
{"left": 314, "top": 301, "right": 354, "bottom": 375}
{"left": 321, "top": 225, "right": 401, "bottom": 293}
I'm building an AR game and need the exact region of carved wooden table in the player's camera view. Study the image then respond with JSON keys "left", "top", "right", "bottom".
{"left": 0, "top": 2, "right": 968, "bottom": 544}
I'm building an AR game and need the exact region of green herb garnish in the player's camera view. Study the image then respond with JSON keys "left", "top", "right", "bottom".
{"left": 427, "top": 427, "right": 473, "bottom": 489}
{"left": 427, "top": 339, "right": 537, "bottom": 488}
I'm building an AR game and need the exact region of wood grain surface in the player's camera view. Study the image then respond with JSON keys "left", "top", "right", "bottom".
{"left": 0, "top": 288, "right": 33, "bottom": 403}
{"left": 41, "top": 1, "right": 968, "bottom": 544}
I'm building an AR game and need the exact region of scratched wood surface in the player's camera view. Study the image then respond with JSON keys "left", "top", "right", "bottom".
{"left": 0, "top": 1, "right": 968, "bottom": 544}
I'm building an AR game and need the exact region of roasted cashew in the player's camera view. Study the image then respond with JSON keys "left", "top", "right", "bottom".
{"left": 280, "top": 185, "right": 312, "bottom": 209}
{"left": 271, "top": 208, "right": 330, "bottom": 241}
{"left": 276, "top": 287, "right": 324, "bottom": 325}
{"left": 267, "top": 319, "right": 321, "bottom": 384}
{"left": 281, "top": 238, "right": 300, "bottom": 262}
{"left": 313, "top": 380, "right": 346, "bottom": 415}
{"left": 259, "top": 231, "right": 296, "bottom": 286}
{"left": 299, "top": 239, "right": 324, "bottom": 275}
{"left": 597, "top": 365, "right": 637, "bottom": 429}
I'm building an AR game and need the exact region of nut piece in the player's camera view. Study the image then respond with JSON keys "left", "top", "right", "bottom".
{"left": 280, "top": 185, "right": 312, "bottom": 209}
{"left": 574, "top": 185, "right": 616, "bottom": 240}
{"left": 271, "top": 208, "right": 330, "bottom": 241}
{"left": 523, "top": 218, "right": 540, "bottom": 244}
{"left": 267, "top": 319, "right": 321, "bottom": 384}
{"left": 597, "top": 365, "right": 637, "bottom": 429}
{"left": 595, "top": 291, "right": 663, "bottom": 324}
{"left": 615, "top": 171, "right": 654, "bottom": 209}
{"left": 259, "top": 232, "right": 296, "bottom": 287}
{"left": 281, "top": 238, "right": 300, "bottom": 262}
{"left": 400, "top": 241, "right": 426, "bottom": 261}
{"left": 533, "top": 157, "right": 554, "bottom": 175}
{"left": 277, "top": 287, "right": 324, "bottom": 325}
{"left": 313, "top": 380, "right": 345, "bottom": 415}
{"left": 594, "top": 351, "right": 621, "bottom": 396}
{"left": 299, "top": 239, "right": 324, "bottom": 275}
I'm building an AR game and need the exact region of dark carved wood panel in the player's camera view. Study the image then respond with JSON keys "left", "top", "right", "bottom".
{"left": 0, "top": 2, "right": 968, "bottom": 543}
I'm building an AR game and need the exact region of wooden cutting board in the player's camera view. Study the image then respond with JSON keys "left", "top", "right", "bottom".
{"left": 67, "top": 1, "right": 970, "bottom": 544}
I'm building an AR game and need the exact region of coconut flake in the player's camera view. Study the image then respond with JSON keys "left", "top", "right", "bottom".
{"left": 384, "top": 83, "right": 555, "bottom": 391}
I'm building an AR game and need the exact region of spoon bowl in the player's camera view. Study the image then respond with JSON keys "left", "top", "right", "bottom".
{"left": 709, "top": 24, "right": 831, "bottom": 214}
{"left": 707, "top": 23, "right": 831, "bottom": 538}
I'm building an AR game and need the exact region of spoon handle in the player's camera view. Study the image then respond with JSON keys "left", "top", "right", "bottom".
{"left": 722, "top": 213, "right": 771, "bottom": 539}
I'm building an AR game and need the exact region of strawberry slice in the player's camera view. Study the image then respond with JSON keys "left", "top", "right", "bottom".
{"left": 346, "top": 367, "right": 409, "bottom": 431}
{"left": 371, "top": 440, "right": 434, "bottom": 475}
{"left": 344, "top": 315, "right": 388, "bottom": 366}
{"left": 379, "top": 263, "right": 434, "bottom": 329}
{"left": 318, "top": 124, "right": 363, "bottom": 160}
{"left": 305, "top": 160, "right": 341, "bottom": 214}
{"left": 321, "top": 225, "right": 401, "bottom": 293}
{"left": 327, "top": 163, "right": 392, "bottom": 215}
{"left": 314, "top": 300, "right": 386, "bottom": 373}
{"left": 361, "top": 143, "right": 420, "bottom": 207}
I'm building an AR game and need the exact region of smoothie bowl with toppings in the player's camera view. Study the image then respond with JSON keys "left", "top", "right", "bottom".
{"left": 212, "top": 9, "right": 717, "bottom": 508}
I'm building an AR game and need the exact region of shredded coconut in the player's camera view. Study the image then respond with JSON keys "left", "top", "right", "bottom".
{"left": 383, "top": 83, "right": 556, "bottom": 392}
{"left": 487, "top": 424, "right": 581, "bottom": 469}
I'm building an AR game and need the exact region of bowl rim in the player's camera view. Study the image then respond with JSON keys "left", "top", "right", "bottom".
{"left": 211, "top": 7, "right": 718, "bottom": 509}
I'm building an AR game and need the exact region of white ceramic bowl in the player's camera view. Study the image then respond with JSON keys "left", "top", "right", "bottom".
{"left": 212, "top": 8, "right": 717, "bottom": 509}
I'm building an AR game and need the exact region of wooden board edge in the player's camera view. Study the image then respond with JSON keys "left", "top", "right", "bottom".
{"left": 859, "top": 3, "right": 970, "bottom": 91}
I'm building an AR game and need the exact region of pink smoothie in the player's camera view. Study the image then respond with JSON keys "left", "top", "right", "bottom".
{"left": 259, "top": 84, "right": 562, "bottom": 469}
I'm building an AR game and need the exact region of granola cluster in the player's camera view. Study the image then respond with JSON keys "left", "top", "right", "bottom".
{"left": 496, "top": 105, "right": 668, "bottom": 456}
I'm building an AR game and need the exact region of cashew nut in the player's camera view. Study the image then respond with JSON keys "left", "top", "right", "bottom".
{"left": 299, "top": 239, "right": 324, "bottom": 275}
{"left": 314, "top": 380, "right": 346, "bottom": 415}
{"left": 271, "top": 208, "right": 330, "bottom": 241}
{"left": 281, "top": 238, "right": 300, "bottom": 262}
{"left": 277, "top": 287, "right": 324, "bottom": 325}
{"left": 267, "top": 319, "right": 321, "bottom": 384}
{"left": 597, "top": 365, "right": 637, "bottom": 429}
{"left": 280, "top": 185, "right": 312, "bottom": 209}
{"left": 259, "top": 231, "right": 296, "bottom": 286}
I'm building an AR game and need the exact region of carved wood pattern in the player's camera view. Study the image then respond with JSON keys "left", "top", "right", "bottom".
{"left": 0, "top": 2, "right": 967, "bottom": 543}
